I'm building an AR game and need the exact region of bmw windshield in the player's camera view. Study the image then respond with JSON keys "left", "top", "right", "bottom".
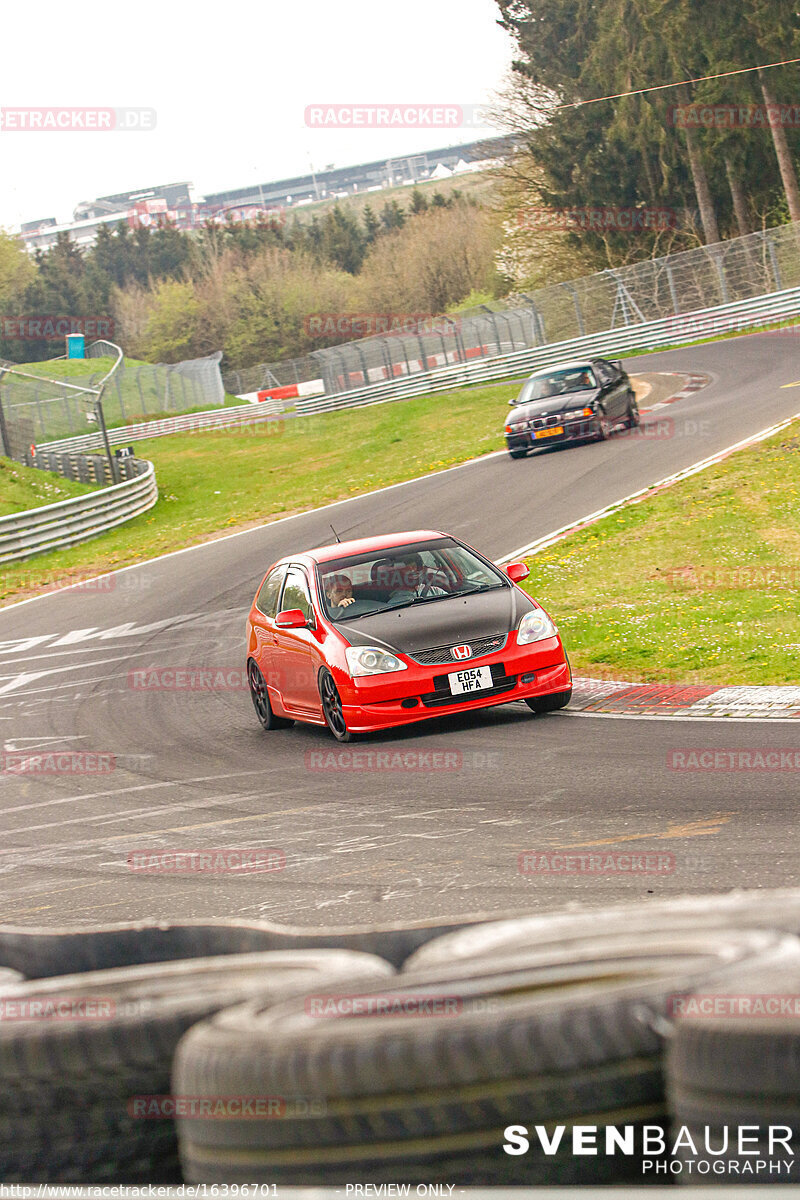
{"left": 515, "top": 366, "right": 598, "bottom": 404}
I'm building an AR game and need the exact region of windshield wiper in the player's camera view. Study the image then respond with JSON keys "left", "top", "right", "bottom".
{"left": 456, "top": 583, "right": 507, "bottom": 596}
{"left": 335, "top": 606, "right": 387, "bottom": 620}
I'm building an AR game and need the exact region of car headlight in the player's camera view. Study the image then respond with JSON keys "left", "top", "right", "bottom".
{"left": 345, "top": 646, "right": 408, "bottom": 677}
{"left": 517, "top": 609, "right": 558, "bottom": 644}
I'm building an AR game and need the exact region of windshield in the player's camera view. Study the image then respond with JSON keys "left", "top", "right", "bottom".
{"left": 317, "top": 539, "right": 507, "bottom": 621}
{"left": 515, "top": 366, "right": 597, "bottom": 404}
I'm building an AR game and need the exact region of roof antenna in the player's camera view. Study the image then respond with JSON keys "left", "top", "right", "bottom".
{"left": 330, "top": 524, "right": 342, "bottom": 543}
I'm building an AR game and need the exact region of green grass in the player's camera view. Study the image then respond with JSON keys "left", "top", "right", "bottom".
{"left": 520, "top": 423, "right": 800, "bottom": 685}
{"left": 0, "top": 457, "right": 96, "bottom": 517}
{"left": 0, "top": 379, "right": 514, "bottom": 601}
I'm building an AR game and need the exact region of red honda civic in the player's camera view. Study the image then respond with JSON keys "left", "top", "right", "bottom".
{"left": 245, "top": 530, "right": 572, "bottom": 741}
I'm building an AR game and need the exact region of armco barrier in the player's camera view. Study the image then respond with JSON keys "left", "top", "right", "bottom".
{"left": 293, "top": 285, "right": 800, "bottom": 414}
{"left": 29, "top": 281, "right": 800, "bottom": 459}
{"left": 39, "top": 282, "right": 800, "bottom": 454}
{"left": 39, "top": 397, "right": 287, "bottom": 455}
{"left": 0, "top": 458, "right": 157, "bottom": 564}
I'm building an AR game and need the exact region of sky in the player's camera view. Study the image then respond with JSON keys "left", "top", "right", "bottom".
{"left": 0, "top": 0, "right": 516, "bottom": 230}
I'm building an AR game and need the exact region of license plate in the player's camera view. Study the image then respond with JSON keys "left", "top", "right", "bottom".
{"left": 534, "top": 426, "right": 564, "bottom": 439}
{"left": 448, "top": 665, "right": 493, "bottom": 695}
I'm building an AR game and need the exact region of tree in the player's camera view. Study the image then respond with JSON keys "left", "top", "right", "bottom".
{"left": 140, "top": 280, "right": 201, "bottom": 362}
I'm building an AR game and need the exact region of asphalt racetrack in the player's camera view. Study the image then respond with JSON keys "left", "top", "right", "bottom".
{"left": 1, "top": 332, "right": 799, "bottom": 929}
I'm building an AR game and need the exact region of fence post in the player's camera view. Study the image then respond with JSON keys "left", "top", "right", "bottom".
{"left": 94, "top": 393, "right": 119, "bottom": 484}
{"left": 766, "top": 236, "right": 783, "bottom": 290}
{"left": 562, "top": 283, "right": 586, "bottom": 337}
{"left": 664, "top": 263, "right": 680, "bottom": 313}
{"left": 710, "top": 248, "right": 730, "bottom": 304}
{"left": 0, "top": 368, "right": 9, "bottom": 458}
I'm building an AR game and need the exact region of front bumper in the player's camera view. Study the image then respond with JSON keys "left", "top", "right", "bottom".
{"left": 506, "top": 418, "right": 598, "bottom": 452}
{"left": 338, "top": 636, "right": 571, "bottom": 734}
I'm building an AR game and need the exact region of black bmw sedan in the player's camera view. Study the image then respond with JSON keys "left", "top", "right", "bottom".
{"left": 504, "top": 358, "right": 639, "bottom": 459}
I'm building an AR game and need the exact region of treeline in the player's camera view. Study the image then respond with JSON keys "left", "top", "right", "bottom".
{"left": 0, "top": 190, "right": 502, "bottom": 368}
{"left": 495, "top": 0, "right": 800, "bottom": 254}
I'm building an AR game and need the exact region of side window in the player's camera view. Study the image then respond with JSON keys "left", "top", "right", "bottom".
{"left": 594, "top": 362, "right": 613, "bottom": 386}
{"left": 280, "top": 568, "right": 314, "bottom": 621}
{"left": 255, "top": 566, "right": 286, "bottom": 618}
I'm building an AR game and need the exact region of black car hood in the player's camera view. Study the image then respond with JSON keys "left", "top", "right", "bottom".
{"left": 508, "top": 388, "right": 600, "bottom": 425}
{"left": 336, "top": 586, "right": 535, "bottom": 654}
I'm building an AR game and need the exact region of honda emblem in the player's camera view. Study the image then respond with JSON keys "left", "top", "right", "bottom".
{"left": 451, "top": 644, "right": 473, "bottom": 660}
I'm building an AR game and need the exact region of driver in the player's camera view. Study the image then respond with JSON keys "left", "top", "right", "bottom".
{"left": 325, "top": 574, "right": 356, "bottom": 613}
{"left": 388, "top": 554, "right": 447, "bottom": 603}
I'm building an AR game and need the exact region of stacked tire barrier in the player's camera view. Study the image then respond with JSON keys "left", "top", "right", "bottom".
{"left": 3, "top": 894, "right": 800, "bottom": 1184}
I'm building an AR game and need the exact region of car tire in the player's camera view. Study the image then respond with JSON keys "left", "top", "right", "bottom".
{"left": 595, "top": 410, "right": 613, "bottom": 440}
{"left": 625, "top": 394, "right": 641, "bottom": 428}
{"left": 319, "top": 668, "right": 355, "bottom": 742}
{"left": 508, "top": 448, "right": 527, "bottom": 459}
{"left": 524, "top": 687, "right": 572, "bottom": 714}
{"left": 247, "top": 660, "right": 293, "bottom": 730}
{"left": 0, "top": 913, "right": 518, "bottom": 980}
{"left": 403, "top": 892, "right": 800, "bottom": 974}
{"left": 0, "top": 949, "right": 393, "bottom": 1183}
{"left": 173, "top": 927, "right": 798, "bottom": 1185}
{"left": 667, "top": 959, "right": 800, "bottom": 1177}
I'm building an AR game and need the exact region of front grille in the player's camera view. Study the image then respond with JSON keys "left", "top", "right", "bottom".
{"left": 531, "top": 414, "right": 564, "bottom": 430}
{"left": 409, "top": 633, "right": 507, "bottom": 666}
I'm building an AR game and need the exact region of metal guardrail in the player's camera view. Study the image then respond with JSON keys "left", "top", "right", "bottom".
{"left": 229, "top": 220, "right": 800, "bottom": 398}
{"left": 37, "top": 285, "right": 800, "bottom": 451}
{"left": 39, "top": 396, "right": 287, "bottom": 454}
{"left": 0, "top": 457, "right": 158, "bottom": 564}
{"left": 293, "top": 286, "right": 800, "bottom": 414}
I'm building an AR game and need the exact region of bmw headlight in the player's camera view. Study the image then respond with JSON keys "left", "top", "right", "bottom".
{"left": 345, "top": 646, "right": 408, "bottom": 677}
{"left": 517, "top": 609, "right": 558, "bottom": 644}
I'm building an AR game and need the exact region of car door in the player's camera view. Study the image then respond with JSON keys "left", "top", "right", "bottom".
{"left": 597, "top": 360, "right": 628, "bottom": 421}
{"left": 251, "top": 565, "right": 286, "bottom": 697}
{"left": 273, "top": 566, "right": 322, "bottom": 717}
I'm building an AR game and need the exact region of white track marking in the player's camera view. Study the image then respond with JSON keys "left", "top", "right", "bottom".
{"left": 0, "top": 769, "right": 272, "bottom": 818}
{"left": 0, "top": 635, "right": 240, "bottom": 668}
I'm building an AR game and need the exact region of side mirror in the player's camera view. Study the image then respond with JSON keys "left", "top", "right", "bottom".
{"left": 276, "top": 608, "right": 309, "bottom": 628}
{"left": 508, "top": 397, "right": 518, "bottom": 406}
{"left": 506, "top": 562, "right": 529, "bottom": 583}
